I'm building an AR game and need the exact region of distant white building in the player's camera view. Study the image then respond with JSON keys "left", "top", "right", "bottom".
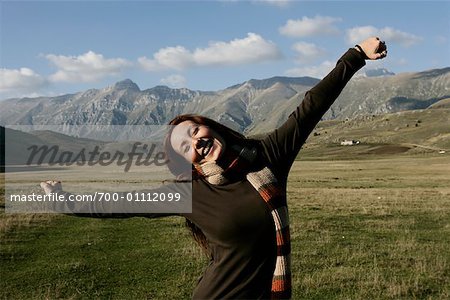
{"left": 340, "top": 140, "right": 360, "bottom": 146}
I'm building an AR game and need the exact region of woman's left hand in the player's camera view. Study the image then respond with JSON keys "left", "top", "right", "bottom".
{"left": 356, "top": 37, "right": 387, "bottom": 60}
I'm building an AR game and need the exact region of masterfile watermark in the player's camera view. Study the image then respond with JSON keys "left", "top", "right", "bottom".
{"left": 26, "top": 142, "right": 168, "bottom": 172}
{"left": 3, "top": 125, "right": 192, "bottom": 214}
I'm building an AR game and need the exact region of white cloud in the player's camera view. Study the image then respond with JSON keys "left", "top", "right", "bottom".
{"left": 292, "top": 42, "right": 326, "bottom": 64}
{"left": 138, "top": 33, "right": 281, "bottom": 71}
{"left": 435, "top": 35, "right": 448, "bottom": 45}
{"left": 346, "top": 26, "right": 422, "bottom": 47}
{"left": 253, "top": 0, "right": 292, "bottom": 7}
{"left": 138, "top": 46, "right": 193, "bottom": 71}
{"left": 396, "top": 58, "right": 408, "bottom": 66}
{"left": 45, "top": 51, "right": 132, "bottom": 83}
{"left": 0, "top": 68, "right": 47, "bottom": 95}
{"left": 160, "top": 74, "right": 187, "bottom": 88}
{"left": 279, "top": 16, "right": 341, "bottom": 38}
{"left": 285, "top": 61, "right": 335, "bottom": 79}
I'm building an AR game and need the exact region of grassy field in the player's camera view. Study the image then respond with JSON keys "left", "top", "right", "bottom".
{"left": 1, "top": 153, "right": 450, "bottom": 299}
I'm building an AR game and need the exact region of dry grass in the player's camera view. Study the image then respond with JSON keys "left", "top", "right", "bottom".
{"left": 1, "top": 155, "right": 450, "bottom": 299}
{"left": 0, "top": 175, "right": 55, "bottom": 239}
{"left": 286, "top": 155, "right": 450, "bottom": 299}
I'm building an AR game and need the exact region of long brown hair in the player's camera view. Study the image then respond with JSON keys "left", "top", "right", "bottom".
{"left": 165, "top": 114, "right": 246, "bottom": 176}
{"left": 164, "top": 114, "right": 251, "bottom": 256}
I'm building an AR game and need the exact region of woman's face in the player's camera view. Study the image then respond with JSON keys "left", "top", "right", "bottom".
{"left": 170, "top": 120, "right": 225, "bottom": 164}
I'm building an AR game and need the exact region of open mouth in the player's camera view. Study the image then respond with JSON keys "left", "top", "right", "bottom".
{"left": 197, "top": 138, "right": 214, "bottom": 158}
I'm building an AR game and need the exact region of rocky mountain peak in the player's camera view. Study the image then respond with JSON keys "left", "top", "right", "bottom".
{"left": 229, "top": 76, "right": 320, "bottom": 90}
{"left": 113, "top": 79, "right": 140, "bottom": 91}
{"left": 0, "top": 67, "right": 448, "bottom": 134}
{"left": 355, "top": 68, "right": 395, "bottom": 78}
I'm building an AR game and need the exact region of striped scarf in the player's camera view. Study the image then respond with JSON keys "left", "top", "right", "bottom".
{"left": 194, "top": 146, "right": 291, "bottom": 299}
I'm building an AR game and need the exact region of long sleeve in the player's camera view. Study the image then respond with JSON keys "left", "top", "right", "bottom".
{"left": 48, "top": 181, "right": 192, "bottom": 219}
{"left": 260, "top": 48, "right": 366, "bottom": 180}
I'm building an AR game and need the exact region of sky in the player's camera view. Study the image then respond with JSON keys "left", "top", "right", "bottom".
{"left": 1, "top": 0, "right": 449, "bottom": 100}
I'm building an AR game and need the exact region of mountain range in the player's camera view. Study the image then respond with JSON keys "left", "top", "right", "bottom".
{"left": 0, "top": 67, "right": 448, "bottom": 136}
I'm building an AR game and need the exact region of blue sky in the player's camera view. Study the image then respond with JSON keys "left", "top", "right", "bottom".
{"left": 1, "top": 0, "right": 449, "bottom": 100}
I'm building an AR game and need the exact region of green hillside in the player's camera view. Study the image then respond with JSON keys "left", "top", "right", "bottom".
{"left": 299, "top": 108, "right": 449, "bottom": 160}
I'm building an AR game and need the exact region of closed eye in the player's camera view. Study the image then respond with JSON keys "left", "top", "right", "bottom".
{"left": 184, "top": 145, "right": 190, "bottom": 153}
{"left": 192, "top": 125, "right": 199, "bottom": 137}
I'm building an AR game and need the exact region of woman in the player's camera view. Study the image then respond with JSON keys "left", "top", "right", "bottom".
{"left": 42, "top": 37, "right": 387, "bottom": 299}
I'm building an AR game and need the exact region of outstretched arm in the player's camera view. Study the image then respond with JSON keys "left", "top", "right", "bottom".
{"left": 40, "top": 180, "right": 189, "bottom": 218}
{"left": 260, "top": 37, "right": 387, "bottom": 179}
